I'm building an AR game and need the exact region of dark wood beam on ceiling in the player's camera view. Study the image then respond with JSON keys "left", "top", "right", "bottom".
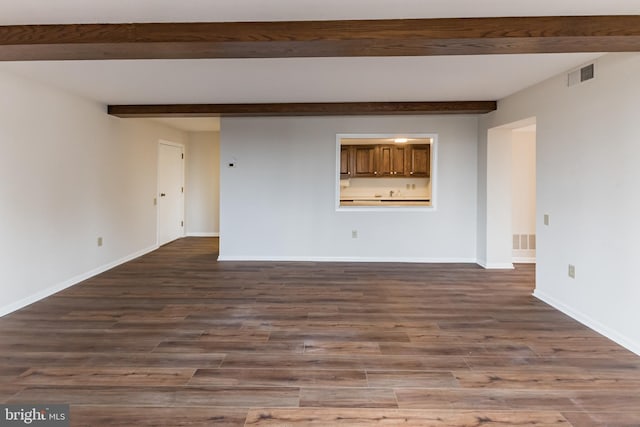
{"left": 107, "top": 101, "right": 497, "bottom": 117}
{"left": 1, "top": 15, "right": 640, "bottom": 61}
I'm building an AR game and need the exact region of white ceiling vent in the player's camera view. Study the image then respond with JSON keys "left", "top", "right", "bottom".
{"left": 568, "top": 63, "right": 595, "bottom": 87}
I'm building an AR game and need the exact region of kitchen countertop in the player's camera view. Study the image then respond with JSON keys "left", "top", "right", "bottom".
{"left": 340, "top": 198, "right": 431, "bottom": 206}
{"left": 341, "top": 197, "right": 430, "bottom": 201}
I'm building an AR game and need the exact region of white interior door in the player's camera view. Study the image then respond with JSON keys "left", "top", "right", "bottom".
{"left": 158, "top": 142, "right": 184, "bottom": 246}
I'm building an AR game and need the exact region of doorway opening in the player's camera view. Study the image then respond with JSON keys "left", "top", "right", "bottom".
{"left": 511, "top": 124, "right": 536, "bottom": 263}
{"left": 485, "top": 117, "right": 537, "bottom": 268}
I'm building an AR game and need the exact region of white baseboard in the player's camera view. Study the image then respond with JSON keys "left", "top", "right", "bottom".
{"left": 217, "top": 255, "right": 478, "bottom": 263}
{"left": 186, "top": 232, "right": 219, "bottom": 237}
{"left": 512, "top": 257, "right": 536, "bottom": 264}
{"left": 534, "top": 289, "right": 640, "bottom": 356}
{"left": 0, "top": 244, "right": 159, "bottom": 318}
{"left": 477, "top": 261, "right": 515, "bottom": 269}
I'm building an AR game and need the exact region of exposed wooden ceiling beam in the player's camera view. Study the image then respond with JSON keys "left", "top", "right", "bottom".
{"left": 1, "top": 16, "right": 640, "bottom": 61}
{"left": 107, "top": 101, "right": 497, "bottom": 117}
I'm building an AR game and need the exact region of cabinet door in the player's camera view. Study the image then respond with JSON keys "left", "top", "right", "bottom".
{"left": 378, "top": 145, "right": 393, "bottom": 176}
{"left": 340, "top": 146, "right": 352, "bottom": 178}
{"left": 392, "top": 145, "right": 409, "bottom": 176}
{"left": 353, "top": 145, "right": 378, "bottom": 177}
{"left": 379, "top": 145, "right": 408, "bottom": 176}
{"left": 409, "top": 145, "right": 431, "bottom": 177}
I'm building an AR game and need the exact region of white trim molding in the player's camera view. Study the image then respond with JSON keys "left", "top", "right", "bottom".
{"left": 477, "top": 261, "right": 515, "bottom": 269}
{"left": 534, "top": 289, "right": 640, "bottom": 356}
{"left": 186, "top": 232, "right": 219, "bottom": 237}
{"left": 217, "top": 255, "right": 477, "bottom": 263}
{"left": 512, "top": 257, "right": 536, "bottom": 264}
{"left": 0, "top": 244, "right": 159, "bottom": 318}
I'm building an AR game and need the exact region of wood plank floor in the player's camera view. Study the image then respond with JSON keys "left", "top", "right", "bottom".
{"left": 1, "top": 237, "right": 639, "bottom": 426}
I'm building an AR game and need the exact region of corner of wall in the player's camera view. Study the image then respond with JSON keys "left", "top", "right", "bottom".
{"left": 534, "top": 289, "right": 640, "bottom": 357}
{"left": 0, "top": 244, "right": 158, "bottom": 318}
{"left": 476, "top": 114, "right": 491, "bottom": 265}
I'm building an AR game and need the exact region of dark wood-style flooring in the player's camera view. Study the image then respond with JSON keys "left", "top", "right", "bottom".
{"left": 1, "top": 237, "right": 639, "bottom": 426}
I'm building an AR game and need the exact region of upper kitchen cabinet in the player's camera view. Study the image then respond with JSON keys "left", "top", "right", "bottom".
{"left": 340, "top": 145, "right": 353, "bottom": 178}
{"left": 409, "top": 144, "right": 431, "bottom": 177}
{"left": 352, "top": 145, "right": 378, "bottom": 177}
{"left": 378, "top": 145, "right": 408, "bottom": 177}
{"left": 341, "top": 143, "right": 430, "bottom": 178}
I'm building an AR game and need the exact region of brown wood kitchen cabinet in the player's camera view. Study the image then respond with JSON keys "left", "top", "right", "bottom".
{"left": 340, "top": 145, "right": 352, "bottom": 178}
{"left": 408, "top": 144, "right": 431, "bottom": 177}
{"left": 378, "top": 145, "right": 408, "bottom": 177}
{"left": 341, "top": 144, "right": 430, "bottom": 178}
{"left": 351, "top": 145, "right": 378, "bottom": 177}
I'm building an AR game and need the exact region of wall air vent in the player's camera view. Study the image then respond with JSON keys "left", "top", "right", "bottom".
{"left": 568, "top": 63, "right": 595, "bottom": 87}
{"left": 580, "top": 64, "right": 595, "bottom": 82}
{"left": 513, "top": 234, "right": 536, "bottom": 250}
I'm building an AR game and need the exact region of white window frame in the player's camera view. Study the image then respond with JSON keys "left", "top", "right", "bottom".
{"left": 335, "top": 133, "right": 438, "bottom": 212}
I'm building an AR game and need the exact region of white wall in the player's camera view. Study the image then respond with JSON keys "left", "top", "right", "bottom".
{"left": 219, "top": 115, "right": 478, "bottom": 262}
{"left": 484, "top": 128, "right": 514, "bottom": 269}
{"left": 512, "top": 130, "right": 536, "bottom": 261}
{"left": 186, "top": 131, "right": 220, "bottom": 236}
{"left": 476, "top": 124, "right": 489, "bottom": 265}
{"left": 0, "top": 69, "right": 187, "bottom": 315}
{"left": 478, "top": 53, "right": 640, "bottom": 355}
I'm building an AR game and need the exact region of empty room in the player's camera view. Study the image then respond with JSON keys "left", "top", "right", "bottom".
{"left": 1, "top": 1, "right": 640, "bottom": 426}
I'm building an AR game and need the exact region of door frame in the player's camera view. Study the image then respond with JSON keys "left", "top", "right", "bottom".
{"left": 157, "top": 139, "right": 185, "bottom": 246}
{"left": 483, "top": 117, "right": 536, "bottom": 268}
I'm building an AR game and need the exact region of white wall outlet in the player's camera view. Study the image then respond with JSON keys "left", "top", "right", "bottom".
{"left": 568, "top": 264, "right": 575, "bottom": 278}
{"left": 97, "top": 237, "right": 103, "bottom": 247}
{"left": 544, "top": 214, "right": 550, "bottom": 226}
{"left": 351, "top": 230, "right": 358, "bottom": 239}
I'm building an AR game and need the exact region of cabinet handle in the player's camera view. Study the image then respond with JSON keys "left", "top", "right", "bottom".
{"left": 410, "top": 172, "right": 414, "bottom": 175}
{"left": 374, "top": 171, "right": 377, "bottom": 175}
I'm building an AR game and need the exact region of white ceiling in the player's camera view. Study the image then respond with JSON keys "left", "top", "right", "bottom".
{"left": 0, "top": 54, "right": 603, "bottom": 105}
{"left": 0, "top": 1, "right": 637, "bottom": 132}
{"left": 0, "top": 0, "right": 638, "bottom": 24}
{"left": 148, "top": 117, "right": 220, "bottom": 132}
